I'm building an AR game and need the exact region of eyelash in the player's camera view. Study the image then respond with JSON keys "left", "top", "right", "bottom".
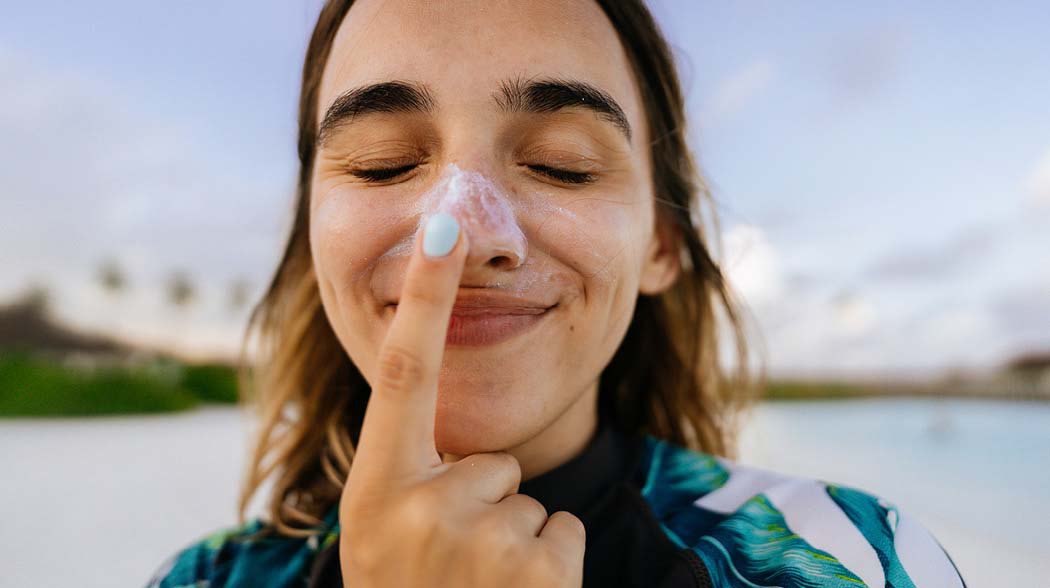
{"left": 350, "top": 165, "right": 417, "bottom": 182}
{"left": 347, "top": 164, "right": 596, "bottom": 185}
{"left": 527, "top": 164, "right": 596, "bottom": 185}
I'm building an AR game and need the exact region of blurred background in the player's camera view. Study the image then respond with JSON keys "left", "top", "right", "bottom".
{"left": 1, "top": 1, "right": 1047, "bottom": 586}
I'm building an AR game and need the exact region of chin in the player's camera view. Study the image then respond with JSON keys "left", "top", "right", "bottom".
{"left": 432, "top": 386, "right": 540, "bottom": 456}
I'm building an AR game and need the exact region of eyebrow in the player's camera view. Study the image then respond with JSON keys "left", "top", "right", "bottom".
{"left": 316, "top": 76, "right": 632, "bottom": 146}
{"left": 317, "top": 81, "right": 436, "bottom": 146}
{"left": 493, "top": 76, "right": 632, "bottom": 142}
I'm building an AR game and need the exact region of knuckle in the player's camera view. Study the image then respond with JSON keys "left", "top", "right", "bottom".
{"left": 554, "top": 511, "right": 587, "bottom": 541}
{"left": 485, "top": 451, "right": 522, "bottom": 479}
{"left": 342, "top": 517, "right": 391, "bottom": 574}
{"left": 462, "top": 451, "right": 521, "bottom": 476}
{"left": 345, "top": 531, "right": 384, "bottom": 573}
{"left": 494, "top": 451, "right": 522, "bottom": 471}
{"left": 396, "top": 488, "right": 441, "bottom": 530}
{"left": 497, "top": 453, "right": 523, "bottom": 491}
{"left": 498, "top": 493, "right": 547, "bottom": 524}
{"left": 519, "top": 494, "right": 548, "bottom": 520}
{"left": 392, "top": 489, "right": 458, "bottom": 554}
{"left": 376, "top": 344, "right": 428, "bottom": 395}
{"left": 469, "top": 451, "right": 522, "bottom": 490}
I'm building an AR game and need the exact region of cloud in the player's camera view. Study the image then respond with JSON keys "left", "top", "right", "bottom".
{"left": 753, "top": 287, "right": 890, "bottom": 376}
{"left": 1026, "top": 148, "right": 1050, "bottom": 208}
{"left": 698, "top": 59, "right": 774, "bottom": 127}
{"left": 865, "top": 224, "right": 996, "bottom": 282}
{"left": 722, "top": 224, "right": 783, "bottom": 309}
{"left": 921, "top": 306, "right": 997, "bottom": 359}
{"left": 831, "top": 291, "right": 877, "bottom": 338}
{"left": 990, "top": 279, "right": 1050, "bottom": 342}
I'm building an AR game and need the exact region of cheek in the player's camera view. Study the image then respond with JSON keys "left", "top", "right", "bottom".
{"left": 309, "top": 187, "right": 418, "bottom": 372}
{"left": 311, "top": 186, "right": 412, "bottom": 294}
{"left": 524, "top": 191, "right": 649, "bottom": 367}
{"left": 526, "top": 194, "right": 647, "bottom": 296}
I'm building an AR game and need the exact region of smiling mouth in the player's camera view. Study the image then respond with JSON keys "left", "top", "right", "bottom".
{"left": 385, "top": 301, "right": 556, "bottom": 346}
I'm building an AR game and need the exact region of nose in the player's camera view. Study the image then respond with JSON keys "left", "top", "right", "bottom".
{"left": 424, "top": 164, "right": 526, "bottom": 271}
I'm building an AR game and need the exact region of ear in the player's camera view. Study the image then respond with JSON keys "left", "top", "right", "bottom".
{"left": 638, "top": 209, "right": 682, "bottom": 295}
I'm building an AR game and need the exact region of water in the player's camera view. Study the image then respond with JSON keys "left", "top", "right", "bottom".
{"left": 1, "top": 398, "right": 1046, "bottom": 587}
{"left": 739, "top": 398, "right": 1050, "bottom": 586}
{"left": 0, "top": 406, "right": 255, "bottom": 588}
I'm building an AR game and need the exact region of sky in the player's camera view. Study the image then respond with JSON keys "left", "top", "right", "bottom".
{"left": 2, "top": 0, "right": 1048, "bottom": 375}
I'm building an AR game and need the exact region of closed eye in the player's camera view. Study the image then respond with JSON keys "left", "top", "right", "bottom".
{"left": 347, "top": 163, "right": 596, "bottom": 185}
{"left": 526, "top": 164, "right": 596, "bottom": 185}
{"left": 348, "top": 164, "right": 418, "bottom": 182}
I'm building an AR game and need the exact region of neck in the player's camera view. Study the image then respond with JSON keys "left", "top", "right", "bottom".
{"left": 440, "top": 379, "right": 599, "bottom": 482}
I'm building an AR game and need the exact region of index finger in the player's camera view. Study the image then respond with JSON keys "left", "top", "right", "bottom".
{"left": 350, "top": 211, "right": 468, "bottom": 486}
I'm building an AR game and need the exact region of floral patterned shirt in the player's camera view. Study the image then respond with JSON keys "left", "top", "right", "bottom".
{"left": 147, "top": 422, "right": 966, "bottom": 587}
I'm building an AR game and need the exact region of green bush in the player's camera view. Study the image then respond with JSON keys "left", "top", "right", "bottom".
{"left": 0, "top": 352, "right": 199, "bottom": 416}
{"left": 180, "top": 363, "right": 240, "bottom": 404}
{"left": 764, "top": 380, "right": 874, "bottom": 401}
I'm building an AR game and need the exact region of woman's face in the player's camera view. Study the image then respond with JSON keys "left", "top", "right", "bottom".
{"left": 309, "top": 0, "right": 679, "bottom": 456}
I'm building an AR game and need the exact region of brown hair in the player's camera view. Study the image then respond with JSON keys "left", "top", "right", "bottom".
{"left": 235, "top": 0, "right": 755, "bottom": 539}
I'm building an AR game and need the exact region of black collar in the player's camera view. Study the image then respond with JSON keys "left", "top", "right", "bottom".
{"left": 518, "top": 417, "right": 642, "bottom": 522}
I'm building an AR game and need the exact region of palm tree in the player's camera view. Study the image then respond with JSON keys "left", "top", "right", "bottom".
{"left": 166, "top": 270, "right": 196, "bottom": 357}
{"left": 167, "top": 272, "right": 195, "bottom": 309}
{"left": 228, "top": 278, "right": 251, "bottom": 313}
{"left": 97, "top": 258, "right": 127, "bottom": 298}
{"left": 97, "top": 258, "right": 128, "bottom": 340}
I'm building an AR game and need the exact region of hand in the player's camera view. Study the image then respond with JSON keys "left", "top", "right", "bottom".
{"left": 338, "top": 212, "right": 586, "bottom": 587}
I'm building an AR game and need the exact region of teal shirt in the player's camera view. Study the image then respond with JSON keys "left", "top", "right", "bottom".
{"left": 147, "top": 434, "right": 965, "bottom": 587}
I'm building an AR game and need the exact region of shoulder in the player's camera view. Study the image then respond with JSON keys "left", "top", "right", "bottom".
{"left": 636, "top": 435, "right": 966, "bottom": 588}
{"left": 145, "top": 513, "right": 339, "bottom": 588}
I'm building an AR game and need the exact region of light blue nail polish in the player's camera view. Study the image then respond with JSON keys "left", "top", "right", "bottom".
{"left": 422, "top": 212, "right": 459, "bottom": 257}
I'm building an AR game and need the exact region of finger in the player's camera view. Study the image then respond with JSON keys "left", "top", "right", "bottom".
{"left": 431, "top": 452, "right": 522, "bottom": 504}
{"left": 538, "top": 511, "right": 586, "bottom": 568}
{"left": 351, "top": 212, "right": 468, "bottom": 485}
{"left": 487, "top": 493, "right": 548, "bottom": 537}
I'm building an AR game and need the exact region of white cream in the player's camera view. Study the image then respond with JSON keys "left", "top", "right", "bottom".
{"left": 415, "top": 163, "right": 527, "bottom": 266}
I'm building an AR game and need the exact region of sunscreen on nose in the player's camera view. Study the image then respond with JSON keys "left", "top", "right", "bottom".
{"left": 419, "top": 163, "right": 527, "bottom": 263}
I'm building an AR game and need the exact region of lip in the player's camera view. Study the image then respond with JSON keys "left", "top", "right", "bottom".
{"left": 385, "top": 290, "right": 556, "bottom": 346}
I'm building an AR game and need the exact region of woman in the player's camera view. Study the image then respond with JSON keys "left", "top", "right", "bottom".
{"left": 149, "top": 1, "right": 966, "bottom": 586}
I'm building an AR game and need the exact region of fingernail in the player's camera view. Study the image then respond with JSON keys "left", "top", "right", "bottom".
{"left": 422, "top": 212, "right": 459, "bottom": 258}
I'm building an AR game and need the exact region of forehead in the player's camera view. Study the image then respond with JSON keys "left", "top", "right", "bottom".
{"left": 317, "top": 0, "right": 642, "bottom": 128}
